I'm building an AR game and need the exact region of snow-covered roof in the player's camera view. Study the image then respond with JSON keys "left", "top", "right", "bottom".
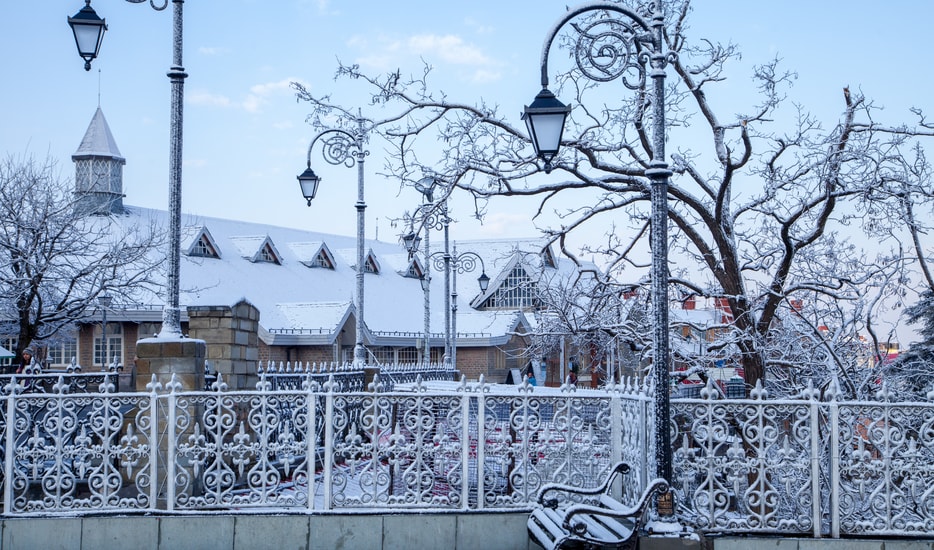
{"left": 101, "top": 207, "right": 566, "bottom": 347}
{"left": 72, "top": 107, "right": 124, "bottom": 161}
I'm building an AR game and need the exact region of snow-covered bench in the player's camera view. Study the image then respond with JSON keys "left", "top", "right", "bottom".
{"left": 527, "top": 462, "right": 669, "bottom": 550}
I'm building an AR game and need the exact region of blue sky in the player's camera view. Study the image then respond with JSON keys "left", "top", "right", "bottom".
{"left": 7, "top": 1, "right": 932, "bottom": 245}
{"left": 6, "top": 1, "right": 934, "bottom": 347}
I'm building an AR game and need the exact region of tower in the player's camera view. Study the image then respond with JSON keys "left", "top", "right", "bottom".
{"left": 72, "top": 106, "right": 125, "bottom": 215}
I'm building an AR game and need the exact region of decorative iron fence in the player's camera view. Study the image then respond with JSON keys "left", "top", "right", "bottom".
{"left": 1, "top": 369, "right": 932, "bottom": 540}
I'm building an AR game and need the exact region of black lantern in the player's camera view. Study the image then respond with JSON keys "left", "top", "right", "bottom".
{"left": 414, "top": 176, "right": 436, "bottom": 202}
{"left": 477, "top": 272, "right": 490, "bottom": 292}
{"left": 297, "top": 166, "right": 321, "bottom": 206}
{"left": 68, "top": 1, "right": 107, "bottom": 71}
{"left": 522, "top": 88, "right": 570, "bottom": 173}
{"left": 402, "top": 232, "right": 422, "bottom": 255}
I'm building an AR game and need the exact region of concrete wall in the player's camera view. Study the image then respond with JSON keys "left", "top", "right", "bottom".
{"left": 3, "top": 514, "right": 931, "bottom": 550}
{"left": 0, "top": 512, "right": 533, "bottom": 550}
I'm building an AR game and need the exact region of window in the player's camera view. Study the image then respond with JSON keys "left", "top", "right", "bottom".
{"left": 364, "top": 255, "right": 379, "bottom": 274}
{"left": 47, "top": 338, "right": 78, "bottom": 368}
{"left": 397, "top": 347, "right": 419, "bottom": 363}
{"left": 0, "top": 336, "right": 17, "bottom": 370}
{"left": 311, "top": 250, "right": 333, "bottom": 269}
{"left": 405, "top": 261, "right": 423, "bottom": 279}
{"left": 370, "top": 347, "right": 394, "bottom": 365}
{"left": 187, "top": 227, "right": 221, "bottom": 259}
{"left": 94, "top": 323, "right": 123, "bottom": 367}
{"left": 259, "top": 243, "right": 280, "bottom": 264}
{"left": 480, "top": 266, "right": 538, "bottom": 309}
{"left": 191, "top": 236, "right": 218, "bottom": 258}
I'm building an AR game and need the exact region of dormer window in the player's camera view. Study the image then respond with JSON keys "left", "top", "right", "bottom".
{"left": 365, "top": 254, "right": 379, "bottom": 274}
{"left": 405, "top": 261, "right": 424, "bottom": 279}
{"left": 185, "top": 227, "right": 221, "bottom": 259}
{"left": 479, "top": 265, "right": 538, "bottom": 309}
{"left": 191, "top": 235, "right": 218, "bottom": 258}
{"left": 259, "top": 243, "right": 280, "bottom": 264}
{"left": 230, "top": 235, "right": 281, "bottom": 265}
{"left": 311, "top": 251, "right": 334, "bottom": 269}
{"left": 541, "top": 246, "right": 557, "bottom": 269}
{"left": 291, "top": 242, "right": 335, "bottom": 270}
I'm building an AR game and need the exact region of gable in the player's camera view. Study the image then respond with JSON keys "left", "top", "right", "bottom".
{"left": 290, "top": 241, "right": 335, "bottom": 270}
{"left": 230, "top": 235, "right": 282, "bottom": 265}
{"left": 403, "top": 257, "right": 425, "bottom": 279}
{"left": 364, "top": 250, "right": 380, "bottom": 274}
{"left": 185, "top": 226, "right": 221, "bottom": 259}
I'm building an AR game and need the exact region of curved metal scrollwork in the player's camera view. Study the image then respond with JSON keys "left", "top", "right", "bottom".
{"left": 126, "top": 0, "right": 169, "bottom": 10}
{"left": 571, "top": 19, "right": 646, "bottom": 90}
{"left": 321, "top": 133, "right": 361, "bottom": 168}
{"left": 538, "top": 2, "right": 653, "bottom": 89}
{"left": 450, "top": 252, "right": 482, "bottom": 275}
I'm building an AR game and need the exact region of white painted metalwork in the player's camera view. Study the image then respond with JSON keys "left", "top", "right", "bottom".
{"left": 1, "top": 370, "right": 933, "bottom": 540}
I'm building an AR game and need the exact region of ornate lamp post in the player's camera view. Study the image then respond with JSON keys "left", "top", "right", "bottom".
{"left": 298, "top": 118, "right": 371, "bottom": 366}
{"left": 427, "top": 245, "right": 489, "bottom": 368}
{"left": 524, "top": 1, "right": 676, "bottom": 521}
{"left": 68, "top": 0, "right": 187, "bottom": 338}
{"left": 98, "top": 294, "right": 112, "bottom": 369}
{"left": 403, "top": 177, "right": 450, "bottom": 364}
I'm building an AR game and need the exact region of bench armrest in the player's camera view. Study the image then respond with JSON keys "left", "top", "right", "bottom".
{"left": 537, "top": 462, "right": 632, "bottom": 507}
{"left": 562, "top": 477, "right": 670, "bottom": 532}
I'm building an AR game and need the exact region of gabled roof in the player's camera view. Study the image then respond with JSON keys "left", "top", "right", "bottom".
{"left": 183, "top": 226, "right": 222, "bottom": 259}
{"left": 90, "top": 208, "right": 598, "bottom": 347}
{"left": 73, "top": 107, "right": 125, "bottom": 161}
{"left": 229, "top": 235, "right": 282, "bottom": 264}
{"left": 288, "top": 241, "right": 335, "bottom": 269}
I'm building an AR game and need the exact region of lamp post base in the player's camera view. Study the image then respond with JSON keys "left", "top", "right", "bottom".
{"left": 159, "top": 306, "right": 183, "bottom": 338}
{"left": 353, "top": 344, "right": 367, "bottom": 367}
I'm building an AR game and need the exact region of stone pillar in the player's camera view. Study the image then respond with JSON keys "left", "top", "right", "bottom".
{"left": 134, "top": 337, "right": 206, "bottom": 392}
{"left": 133, "top": 333, "right": 206, "bottom": 509}
{"left": 187, "top": 300, "right": 260, "bottom": 391}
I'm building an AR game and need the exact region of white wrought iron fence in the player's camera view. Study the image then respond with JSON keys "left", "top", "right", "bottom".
{"left": 0, "top": 371, "right": 647, "bottom": 517}
{"left": 1, "top": 369, "right": 932, "bottom": 540}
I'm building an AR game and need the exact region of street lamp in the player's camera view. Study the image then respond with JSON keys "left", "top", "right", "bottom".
{"left": 298, "top": 118, "right": 371, "bottom": 366}
{"left": 525, "top": 1, "right": 677, "bottom": 521}
{"left": 98, "top": 294, "right": 112, "bottom": 369}
{"left": 68, "top": 0, "right": 107, "bottom": 71}
{"left": 427, "top": 244, "right": 488, "bottom": 369}
{"left": 68, "top": 0, "right": 187, "bottom": 338}
{"left": 403, "top": 177, "right": 452, "bottom": 365}
{"left": 404, "top": 177, "right": 448, "bottom": 365}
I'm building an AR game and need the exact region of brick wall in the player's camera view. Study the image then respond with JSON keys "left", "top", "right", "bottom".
{"left": 261, "top": 343, "right": 337, "bottom": 366}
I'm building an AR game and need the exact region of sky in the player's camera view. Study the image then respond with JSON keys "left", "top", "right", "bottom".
{"left": 4, "top": 1, "right": 933, "bottom": 341}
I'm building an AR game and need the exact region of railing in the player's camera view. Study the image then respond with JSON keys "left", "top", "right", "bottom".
{"left": 1, "top": 369, "right": 933, "bottom": 540}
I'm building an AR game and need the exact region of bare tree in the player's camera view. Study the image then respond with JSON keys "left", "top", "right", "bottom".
{"left": 0, "top": 153, "right": 164, "bottom": 364}
{"left": 294, "top": 0, "right": 934, "bottom": 393}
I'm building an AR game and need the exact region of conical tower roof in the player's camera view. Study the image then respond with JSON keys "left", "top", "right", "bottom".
{"left": 73, "top": 106, "right": 124, "bottom": 161}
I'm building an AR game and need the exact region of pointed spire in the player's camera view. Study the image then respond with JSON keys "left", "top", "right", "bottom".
{"left": 73, "top": 106, "right": 125, "bottom": 215}
{"left": 74, "top": 107, "right": 124, "bottom": 160}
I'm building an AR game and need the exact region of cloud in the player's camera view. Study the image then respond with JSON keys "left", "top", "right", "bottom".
{"left": 407, "top": 34, "right": 491, "bottom": 66}
{"left": 471, "top": 69, "right": 502, "bottom": 84}
{"left": 187, "top": 91, "right": 233, "bottom": 108}
{"left": 188, "top": 78, "right": 306, "bottom": 114}
{"left": 350, "top": 33, "right": 501, "bottom": 82}
{"left": 243, "top": 77, "right": 303, "bottom": 113}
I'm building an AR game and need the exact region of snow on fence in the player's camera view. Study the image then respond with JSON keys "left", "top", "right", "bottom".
{"left": 0, "top": 368, "right": 931, "bottom": 539}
